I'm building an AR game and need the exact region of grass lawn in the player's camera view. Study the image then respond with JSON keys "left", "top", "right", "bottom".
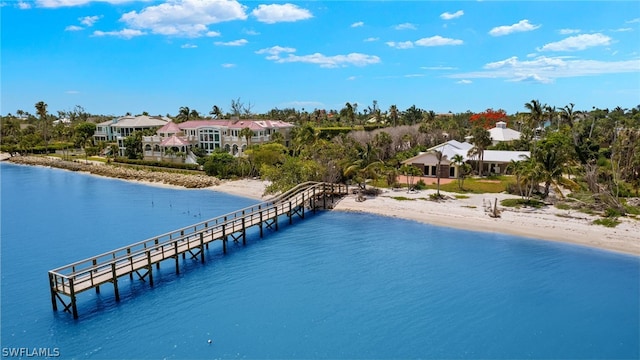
{"left": 423, "top": 176, "right": 516, "bottom": 194}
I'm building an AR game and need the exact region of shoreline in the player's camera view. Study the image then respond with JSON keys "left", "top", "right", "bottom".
{"left": 3, "top": 154, "right": 639, "bottom": 256}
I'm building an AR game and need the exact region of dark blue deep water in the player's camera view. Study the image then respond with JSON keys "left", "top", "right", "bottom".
{"left": 1, "top": 162, "right": 639, "bottom": 359}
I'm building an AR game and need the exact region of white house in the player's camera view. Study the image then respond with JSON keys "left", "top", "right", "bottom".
{"left": 402, "top": 139, "right": 530, "bottom": 178}
{"left": 488, "top": 121, "right": 521, "bottom": 145}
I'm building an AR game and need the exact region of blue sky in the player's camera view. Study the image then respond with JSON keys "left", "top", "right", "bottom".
{"left": 2, "top": 0, "right": 639, "bottom": 117}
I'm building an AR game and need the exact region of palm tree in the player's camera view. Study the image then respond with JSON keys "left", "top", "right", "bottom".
{"left": 189, "top": 109, "right": 200, "bottom": 120}
{"left": 35, "top": 101, "right": 49, "bottom": 152}
{"left": 507, "top": 158, "right": 526, "bottom": 198}
{"left": 177, "top": 106, "right": 190, "bottom": 123}
{"left": 524, "top": 99, "right": 545, "bottom": 131}
{"left": 291, "top": 124, "right": 317, "bottom": 156}
{"left": 210, "top": 105, "right": 223, "bottom": 119}
{"left": 544, "top": 105, "right": 556, "bottom": 130}
{"left": 239, "top": 127, "right": 253, "bottom": 148}
{"left": 451, "top": 154, "right": 467, "bottom": 190}
{"left": 388, "top": 105, "right": 399, "bottom": 127}
{"left": 399, "top": 163, "right": 422, "bottom": 192}
{"left": 468, "top": 126, "right": 492, "bottom": 177}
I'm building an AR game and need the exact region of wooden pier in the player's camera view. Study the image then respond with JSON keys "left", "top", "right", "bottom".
{"left": 48, "top": 182, "right": 348, "bottom": 319}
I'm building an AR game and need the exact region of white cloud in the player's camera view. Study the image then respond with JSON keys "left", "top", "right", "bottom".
{"left": 256, "top": 45, "right": 296, "bottom": 60}
{"left": 351, "top": 21, "right": 364, "bottom": 28}
{"left": 347, "top": 76, "right": 357, "bottom": 81}
{"left": 65, "top": 90, "right": 80, "bottom": 94}
{"left": 206, "top": 31, "right": 221, "bottom": 37}
{"left": 538, "top": 33, "right": 611, "bottom": 52}
{"left": 404, "top": 74, "right": 425, "bottom": 78}
{"left": 626, "top": 18, "right": 640, "bottom": 24}
{"left": 457, "top": 79, "right": 472, "bottom": 84}
{"left": 611, "top": 28, "right": 632, "bottom": 32}
{"left": 278, "top": 53, "right": 380, "bottom": 68}
{"left": 79, "top": 15, "right": 101, "bottom": 27}
{"left": 181, "top": 43, "right": 197, "bottom": 48}
{"left": 386, "top": 41, "right": 414, "bottom": 49}
{"left": 510, "top": 74, "right": 553, "bottom": 84}
{"left": 221, "top": 63, "right": 236, "bottom": 68}
{"left": 65, "top": 25, "right": 84, "bottom": 31}
{"left": 251, "top": 3, "right": 312, "bottom": 24}
{"left": 449, "top": 55, "right": 640, "bottom": 83}
{"left": 363, "top": 37, "right": 379, "bottom": 42}
{"left": 214, "top": 39, "right": 248, "bottom": 46}
{"left": 559, "top": 28, "right": 580, "bottom": 35}
{"left": 120, "top": 0, "right": 247, "bottom": 38}
{"left": 415, "top": 35, "right": 463, "bottom": 46}
{"left": 388, "top": 36, "right": 463, "bottom": 48}
{"left": 92, "top": 28, "right": 145, "bottom": 39}
{"left": 395, "top": 22, "right": 416, "bottom": 30}
{"left": 489, "top": 19, "right": 540, "bottom": 36}
{"left": 440, "top": 10, "right": 463, "bottom": 20}
{"left": 37, "top": 0, "right": 143, "bottom": 7}
{"left": 18, "top": 1, "right": 31, "bottom": 9}
{"left": 421, "top": 66, "right": 456, "bottom": 70}
{"left": 257, "top": 46, "right": 380, "bottom": 68}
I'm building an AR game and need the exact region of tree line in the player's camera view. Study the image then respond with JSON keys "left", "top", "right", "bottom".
{"left": 2, "top": 99, "right": 639, "bottom": 211}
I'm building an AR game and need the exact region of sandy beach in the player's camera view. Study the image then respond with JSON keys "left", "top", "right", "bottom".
{"left": 211, "top": 176, "right": 639, "bottom": 256}
{"left": 3, "top": 154, "right": 638, "bottom": 256}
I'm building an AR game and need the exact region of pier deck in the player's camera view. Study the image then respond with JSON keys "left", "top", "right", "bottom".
{"left": 48, "top": 182, "right": 347, "bottom": 318}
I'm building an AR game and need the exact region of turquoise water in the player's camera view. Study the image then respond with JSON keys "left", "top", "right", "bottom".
{"left": 1, "top": 162, "right": 639, "bottom": 359}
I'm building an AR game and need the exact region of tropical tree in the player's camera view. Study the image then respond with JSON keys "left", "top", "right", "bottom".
{"left": 269, "top": 131, "right": 285, "bottom": 145}
{"left": 372, "top": 131, "right": 393, "bottom": 161}
{"left": 468, "top": 126, "right": 492, "bottom": 177}
{"left": 340, "top": 102, "right": 356, "bottom": 125}
{"left": 399, "top": 163, "right": 422, "bottom": 192}
{"left": 189, "top": 109, "right": 200, "bottom": 120}
{"left": 343, "top": 142, "right": 384, "bottom": 192}
{"left": 544, "top": 105, "right": 557, "bottom": 130}
{"left": 74, "top": 122, "right": 96, "bottom": 163}
{"left": 239, "top": 127, "right": 254, "bottom": 148}
{"left": 451, "top": 154, "right": 470, "bottom": 190}
{"left": 533, "top": 132, "right": 575, "bottom": 198}
{"left": 177, "top": 106, "right": 190, "bottom": 123}
{"left": 35, "top": 101, "right": 50, "bottom": 152}
{"left": 203, "top": 149, "right": 236, "bottom": 178}
{"left": 524, "top": 99, "right": 545, "bottom": 130}
{"left": 210, "top": 105, "right": 223, "bottom": 119}
{"left": 388, "top": 104, "right": 399, "bottom": 127}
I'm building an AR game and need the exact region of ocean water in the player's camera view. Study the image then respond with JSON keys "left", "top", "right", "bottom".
{"left": 1, "top": 162, "right": 638, "bottom": 359}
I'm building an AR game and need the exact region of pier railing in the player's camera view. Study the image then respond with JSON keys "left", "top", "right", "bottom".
{"left": 48, "top": 182, "right": 347, "bottom": 318}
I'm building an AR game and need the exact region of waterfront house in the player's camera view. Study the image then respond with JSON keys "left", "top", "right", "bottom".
{"left": 142, "top": 119, "right": 294, "bottom": 164}
{"left": 94, "top": 115, "right": 171, "bottom": 156}
{"left": 402, "top": 140, "right": 530, "bottom": 178}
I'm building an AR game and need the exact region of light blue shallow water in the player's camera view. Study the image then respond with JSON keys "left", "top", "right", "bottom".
{"left": 1, "top": 162, "right": 639, "bottom": 359}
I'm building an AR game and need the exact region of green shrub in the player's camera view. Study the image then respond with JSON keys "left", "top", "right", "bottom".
{"left": 604, "top": 207, "right": 622, "bottom": 218}
{"left": 114, "top": 158, "right": 200, "bottom": 171}
{"left": 391, "top": 196, "right": 415, "bottom": 201}
{"left": 500, "top": 198, "right": 545, "bottom": 208}
{"left": 593, "top": 218, "right": 620, "bottom": 227}
{"left": 414, "top": 179, "right": 427, "bottom": 190}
